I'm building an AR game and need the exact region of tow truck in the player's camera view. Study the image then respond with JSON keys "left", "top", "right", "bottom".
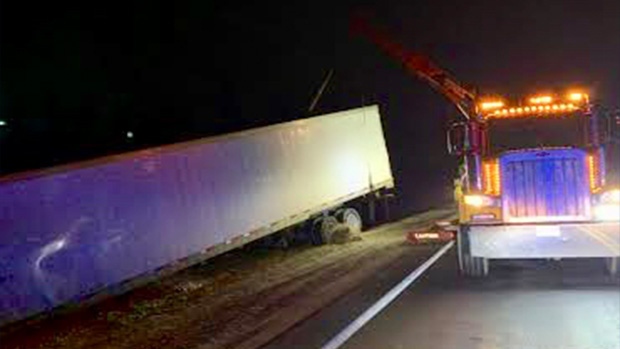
{"left": 353, "top": 14, "right": 620, "bottom": 276}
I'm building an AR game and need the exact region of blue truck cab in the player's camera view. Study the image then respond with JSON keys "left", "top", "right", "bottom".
{"left": 450, "top": 93, "right": 620, "bottom": 277}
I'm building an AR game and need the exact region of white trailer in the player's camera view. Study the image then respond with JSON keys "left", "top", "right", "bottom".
{"left": 0, "top": 105, "right": 394, "bottom": 325}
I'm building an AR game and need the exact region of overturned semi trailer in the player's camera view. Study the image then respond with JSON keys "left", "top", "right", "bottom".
{"left": 0, "top": 105, "right": 394, "bottom": 326}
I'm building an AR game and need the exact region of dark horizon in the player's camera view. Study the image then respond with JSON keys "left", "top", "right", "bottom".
{"left": 1, "top": 0, "right": 619, "bottom": 214}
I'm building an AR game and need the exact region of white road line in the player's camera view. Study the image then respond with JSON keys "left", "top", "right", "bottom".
{"left": 319, "top": 240, "right": 454, "bottom": 349}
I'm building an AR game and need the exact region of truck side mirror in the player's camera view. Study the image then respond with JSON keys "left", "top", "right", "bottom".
{"left": 447, "top": 123, "right": 467, "bottom": 155}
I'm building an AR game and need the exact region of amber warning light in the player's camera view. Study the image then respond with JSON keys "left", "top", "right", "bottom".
{"left": 486, "top": 103, "right": 579, "bottom": 119}
{"left": 479, "top": 101, "right": 504, "bottom": 111}
{"left": 529, "top": 95, "right": 554, "bottom": 104}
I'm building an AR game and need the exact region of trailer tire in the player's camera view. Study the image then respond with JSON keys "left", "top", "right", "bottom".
{"left": 309, "top": 218, "right": 325, "bottom": 245}
{"left": 319, "top": 216, "right": 340, "bottom": 244}
{"left": 605, "top": 257, "right": 618, "bottom": 276}
{"left": 309, "top": 216, "right": 339, "bottom": 245}
{"left": 336, "top": 208, "right": 363, "bottom": 234}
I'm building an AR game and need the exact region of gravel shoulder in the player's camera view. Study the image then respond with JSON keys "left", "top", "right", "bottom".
{"left": 1, "top": 209, "right": 454, "bottom": 349}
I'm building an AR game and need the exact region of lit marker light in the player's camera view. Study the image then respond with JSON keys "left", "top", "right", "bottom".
{"left": 530, "top": 95, "right": 553, "bottom": 104}
{"left": 568, "top": 92, "right": 588, "bottom": 102}
{"left": 483, "top": 160, "right": 501, "bottom": 196}
{"left": 588, "top": 154, "right": 601, "bottom": 192}
{"left": 486, "top": 103, "right": 582, "bottom": 119}
{"left": 480, "top": 101, "right": 504, "bottom": 110}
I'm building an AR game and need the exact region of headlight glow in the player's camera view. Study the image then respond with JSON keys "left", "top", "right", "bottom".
{"left": 594, "top": 204, "right": 620, "bottom": 221}
{"left": 464, "top": 195, "right": 494, "bottom": 207}
{"left": 600, "top": 189, "right": 620, "bottom": 204}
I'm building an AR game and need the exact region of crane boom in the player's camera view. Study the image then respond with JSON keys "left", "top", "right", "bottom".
{"left": 351, "top": 14, "right": 478, "bottom": 120}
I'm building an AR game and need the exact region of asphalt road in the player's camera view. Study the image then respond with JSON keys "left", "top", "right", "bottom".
{"left": 265, "top": 247, "right": 620, "bottom": 349}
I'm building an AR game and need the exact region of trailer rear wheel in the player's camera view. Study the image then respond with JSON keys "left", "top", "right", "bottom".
{"left": 309, "top": 216, "right": 339, "bottom": 245}
{"left": 337, "top": 208, "right": 363, "bottom": 234}
{"left": 605, "top": 257, "right": 618, "bottom": 276}
{"left": 319, "top": 216, "right": 340, "bottom": 244}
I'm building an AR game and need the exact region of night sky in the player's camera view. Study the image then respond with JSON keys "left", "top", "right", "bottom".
{"left": 2, "top": 0, "right": 619, "bottom": 215}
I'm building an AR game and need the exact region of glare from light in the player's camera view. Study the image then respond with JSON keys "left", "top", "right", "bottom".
{"left": 0, "top": 120, "right": 6, "bottom": 126}
{"left": 464, "top": 195, "right": 493, "bottom": 207}
{"left": 530, "top": 95, "right": 553, "bottom": 104}
{"left": 601, "top": 189, "right": 620, "bottom": 204}
{"left": 126, "top": 131, "right": 134, "bottom": 139}
{"left": 480, "top": 101, "right": 504, "bottom": 110}
{"left": 594, "top": 204, "right": 620, "bottom": 221}
{"left": 567, "top": 92, "right": 588, "bottom": 102}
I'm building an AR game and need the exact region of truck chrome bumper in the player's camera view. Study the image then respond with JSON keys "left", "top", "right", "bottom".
{"left": 467, "top": 222, "right": 620, "bottom": 259}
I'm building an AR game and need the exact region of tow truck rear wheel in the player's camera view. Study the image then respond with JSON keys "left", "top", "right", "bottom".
{"left": 458, "top": 225, "right": 489, "bottom": 277}
{"left": 605, "top": 257, "right": 618, "bottom": 276}
{"left": 461, "top": 254, "right": 489, "bottom": 277}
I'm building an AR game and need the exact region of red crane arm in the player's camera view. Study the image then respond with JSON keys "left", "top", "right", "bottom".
{"left": 351, "top": 14, "right": 477, "bottom": 120}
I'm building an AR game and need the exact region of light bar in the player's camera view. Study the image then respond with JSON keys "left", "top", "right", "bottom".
{"left": 529, "top": 95, "right": 553, "bottom": 104}
{"left": 479, "top": 101, "right": 504, "bottom": 111}
{"left": 486, "top": 103, "right": 579, "bottom": 119}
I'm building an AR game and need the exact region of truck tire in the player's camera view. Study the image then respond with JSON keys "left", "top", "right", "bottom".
{"left": 319, "top": 216, "right": 340, "bottom": 244}
{"left": 461, "top": 254, "right": 489, "bottom": 277}
{"left": 309, "top": 218, "right": 325, "bottom": 245}
{"left": 309, "top": 216, "right": 339, "bottom": 245}
{"left": 605, "top": 257, "right": 618, "bottom": 276}
{"left": 336, "top": 208, "right": 363, "bottom": 234}
{"left": 458, "top": 224, "right": 489, "bottom": 277}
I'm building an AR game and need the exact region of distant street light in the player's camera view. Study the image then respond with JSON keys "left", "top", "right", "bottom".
{"left": 126, "top": 131, "right": 134, "bottom": 139}
{"left": 0, "top": 120, "right": 6, "bottom": 127}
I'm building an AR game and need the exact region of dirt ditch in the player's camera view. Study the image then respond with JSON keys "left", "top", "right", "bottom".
{"left": 1, "top": 209, "right": 454, "bottom": 349}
